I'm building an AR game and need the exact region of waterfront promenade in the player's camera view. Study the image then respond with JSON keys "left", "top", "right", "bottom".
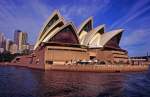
{"left": 0, "top": 62, "right": 149, "bottom": 73}
{"left": 49, "top": 64, "right": 149, "bottom": 72}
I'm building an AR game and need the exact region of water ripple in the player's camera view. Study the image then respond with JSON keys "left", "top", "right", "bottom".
{"left": 0, "top": 66, "right": 150, "bottom": 97}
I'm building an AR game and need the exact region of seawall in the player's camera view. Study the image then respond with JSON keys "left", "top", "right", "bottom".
{"left": 48, "top": 64, "right": 149, "bottom": 72}
{"left": 0, "top": 62, "right": 149, "bottom": 73}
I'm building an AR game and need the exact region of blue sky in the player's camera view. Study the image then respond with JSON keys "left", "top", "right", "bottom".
{"left": 0, "top": 0, "right": 150, "bottom": 56}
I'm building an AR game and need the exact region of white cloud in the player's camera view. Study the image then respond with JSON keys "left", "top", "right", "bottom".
{"left": 0, "top": 0, "right": 111, "bottom": 43}
{"left": 120, "top": 27, "right": 150, "bottom": 56}
{"left": 0, "top": 0, "right": 149, "bottom": 56}
{"left": 0, "top": 0, "right": 52, "bottom": 43}
{"left": 121, "top": 29, "right": 150, "bottom": 47}
{"left": 59, "top": 0, "right": 111, "bottom": 21}
{"left": 110, "top": 0, "right": 150, "bottom": 29}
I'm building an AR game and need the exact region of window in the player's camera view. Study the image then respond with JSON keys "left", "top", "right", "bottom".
{"left": 105, "top": 33, "right": 121, "bottom": 48}
{"left": 43, "top": 15, "right": 59, "bottom": 34}
{"left": 46, "top": 60, "right": 53, "bottom": 64}
{"left": 49, "top": 26, "right": 79, "bottom": 44}
{"left": 82, "top": 21, "right": 92, "bottom": 32}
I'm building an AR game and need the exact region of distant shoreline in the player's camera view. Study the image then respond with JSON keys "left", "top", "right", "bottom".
{"left": 0, "top": 62, "right": 149, "bottom": 73}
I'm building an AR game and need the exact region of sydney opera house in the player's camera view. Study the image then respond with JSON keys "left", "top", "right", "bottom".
{"left": 12, "top": 10, "right": 128, "bottom": 69}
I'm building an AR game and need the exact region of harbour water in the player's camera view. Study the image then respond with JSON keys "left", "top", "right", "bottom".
{"left": 0, "top": 66, "right": 150, "bottom": 97}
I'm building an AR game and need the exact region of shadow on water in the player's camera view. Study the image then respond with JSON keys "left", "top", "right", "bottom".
{"left": 0, "top": 66, "right": 150, "bottom": 97}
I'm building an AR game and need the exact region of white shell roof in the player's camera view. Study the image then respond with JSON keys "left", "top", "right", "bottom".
{"left": 77, "top": 17, "right": 93, "bottom": 35}
{"left": 83, "top": 24, "right": 105, "bottom": 46}
{"left": 34, "top": 10, "right": 64, "bottom": 49}
{"left": 100, "top": 29, "right": 124, "bottom": 46}
{"left": 43, "top": 22, "right": 80, "bottom": 44}
{"left": 34, "top": 10, "right": 124, "bottom": 50}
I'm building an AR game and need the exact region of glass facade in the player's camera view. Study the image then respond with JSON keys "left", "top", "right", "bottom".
{"left": 97, "top": 28, "right": 104, "bottom": 34}
{"left": 105, "top": 33, "right": 121, "bottom": 48}
{"left": 49, "top": 26, "right": 79, "bottom": 44}
{"left": 82, "top": 21, "right": 92, "bottom": 32}
{"left": 43, "top": 15, "right": 59, "bottom": 34}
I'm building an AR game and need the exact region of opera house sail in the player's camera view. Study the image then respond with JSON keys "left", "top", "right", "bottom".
{"left": 78, "top": 17, "right": 93, "bottom": 45}
{"left": 12, "top": 10, "right": 129, "bottom": 69}
{"left": 34, "top": 10, "right": 65, "bottom": 50}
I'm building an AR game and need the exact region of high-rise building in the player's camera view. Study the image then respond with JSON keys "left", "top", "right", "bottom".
{"left": 14, "top": 30, "right": 21, "bottom": 45}
{"left": 5, "top": 39, "right": 10, "bottom": 51}
{"left": 0, "top": 33, "right": 9, "bottom": 53}
{"left": 5, "top": 39, "right": 14, "bottom": 51}
{"left": 14, "top": 30, "right": 28, "bottom": 52}
{"left": 0, "top": 32, "right": 4, "bottom": 48}
{"left": 18, "top": 32, "right": 28, "bottom": 52}
{"left": 0, "top": 48, "right": 4, "bottom": 53}
{"left": 9, "top": 43, "right": 18, "bottom": 54}
{"left": 1, "top": 36, "right": 6, "bottom": 50}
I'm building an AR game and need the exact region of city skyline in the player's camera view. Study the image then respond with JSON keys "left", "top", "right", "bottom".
{"left": 0, "top": 0, "right": 150, "bottom": 56}
{"left": 0, "top": 31, "right": 32, "bottom": 54}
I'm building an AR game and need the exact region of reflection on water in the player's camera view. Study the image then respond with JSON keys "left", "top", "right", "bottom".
{"left": 0, "top": 66, "right": 150, "bottom": 97}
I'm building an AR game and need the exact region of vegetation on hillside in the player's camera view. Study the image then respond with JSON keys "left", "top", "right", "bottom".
{"left": 0, "top": 49, "right": 32, "bottom": 62}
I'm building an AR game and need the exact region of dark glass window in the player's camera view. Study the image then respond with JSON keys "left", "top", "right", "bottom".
{"left": 42, "top": 15, "right": 59, "bottom": 35}
{"left": 82, "top": 21, "right": 92, "bottom": 32}
{"left": 49, "top": 26, "right": 79, "bottom": 44}
{"left": 46, "top": 60, "right": 53, "bottom": 64}
{"left": 105, "top": 34, "right": 121, "bottom": 48}
{"left": 47, "top": 15, "right": 59, "bottom": 27}
{"left": 98, "top": 28, "right": 104, "bottom": 34}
